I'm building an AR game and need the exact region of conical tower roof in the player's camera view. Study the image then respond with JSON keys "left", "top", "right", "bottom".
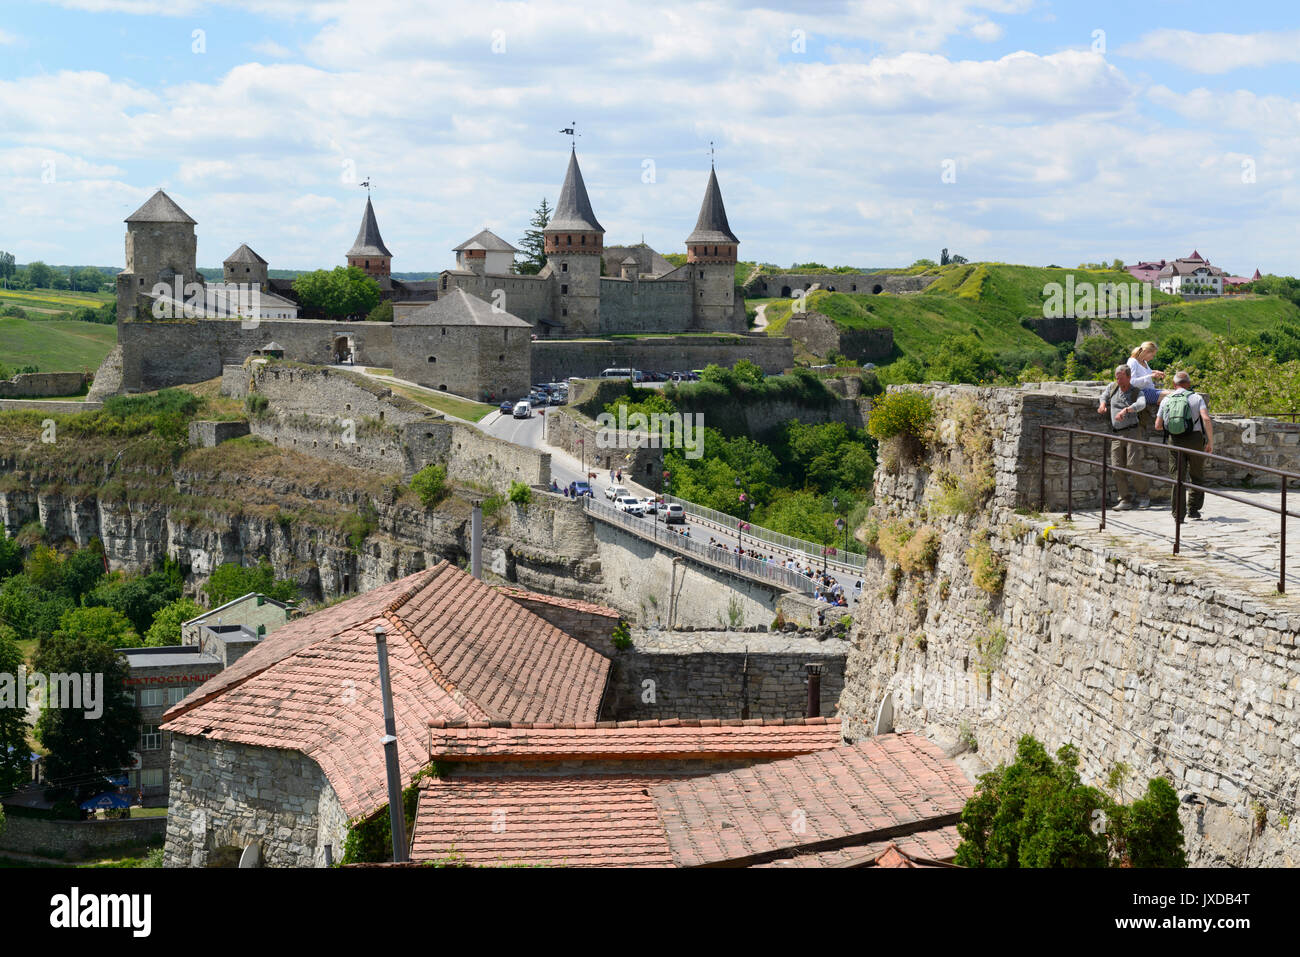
{"left": 347, "top": 196, "right": 393, "bottom": 258}
{"left": 225, "top": 243, "right": 267, "bottom": 265}
{"left": 546, "top": 149, "right": 603, "bottom": 233}
{"left": 685, "top": 167, "right": 738, "bottom": 245}
{"left": 125, "top": 189, "right": 196, "bottom": 225}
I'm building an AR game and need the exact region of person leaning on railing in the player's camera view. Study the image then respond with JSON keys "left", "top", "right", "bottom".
{"left": 1098, "top": 364, "right": 1153, "bottom": 510}
{"left": 1155, "top": 371, "right": 1214, "bottom": 521}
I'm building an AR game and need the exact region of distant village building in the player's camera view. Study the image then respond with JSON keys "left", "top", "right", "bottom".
{"left": 1157, "top": 250, "right": 1228, "bottom": 295}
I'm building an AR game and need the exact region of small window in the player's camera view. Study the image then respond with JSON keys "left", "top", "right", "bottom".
{"left": 562, "top": 308, "right": 568, "bottom": 316}
{"left": 566, "top": 236, "right": 572, "bottom": 246}
{"left": 699, "top": 271, "right": 704, "bottom": 279}
{"left": 258, "top": 624, "right": 266, "bottom": 636}
{"left": 442, "top": 328, "right": 447, "bottom": 336}
{"left": 561, "top": 284, "right": 568, "bottom": 295}
{"left": 499, "top": 354, "right": 504, "bottom": 362}
{"left": 141, "top": 689, "right": 164, "bottom": 708}
{"left": 562, "top": 263, "right": 568, "bottom": 272}
{"left": 141, "top": 768, "right": 164, "bottom": 789}
{"left": 141, "top": 725, "right": 162, "bottom": 750}
{"left": 428, "top": 356, "right": 436, "bottom": 362}
{"left": 581, "top": 235, "right": 586, "bottom": 245}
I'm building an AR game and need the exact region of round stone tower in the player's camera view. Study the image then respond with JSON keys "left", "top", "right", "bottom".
{"left": 543, "top": 149, "right": 604, "bottom": 335}
{"left": 685, "top": 165, "right": 740, "bottom": 330}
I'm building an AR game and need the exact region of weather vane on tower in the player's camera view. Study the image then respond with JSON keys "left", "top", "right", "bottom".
{"left": 559, "top": 123, "right": 579, "bottom": 149}
{"left": 360, "top": 177, "right": 372, "bottom": 195}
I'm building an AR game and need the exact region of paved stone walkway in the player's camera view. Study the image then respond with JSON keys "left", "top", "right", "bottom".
{"left": 1063, "top": 487, "right": 1300, "bottom": 594}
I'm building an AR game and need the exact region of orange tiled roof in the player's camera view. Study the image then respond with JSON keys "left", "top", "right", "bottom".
{"left": 651, "top": 733, "right": 972, "bottom": 868}
{"left": 493, "top": 585, "right": 621, "bottom": 619}
{"left": 428, "top": 718, "right": 842, "bottom": 762}
{"left": 411, "top": 775, "right": 676, "bottom": 867}
{"left": 162, "top": 563, "right": 612, "bottom": 819}
{"left": 754, "top": 825, "right": 961, "bottom": 867}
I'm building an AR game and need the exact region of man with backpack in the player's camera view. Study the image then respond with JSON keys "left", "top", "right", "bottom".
{"left": 1155, "top": 371, "right": 1214, "bottom": 520}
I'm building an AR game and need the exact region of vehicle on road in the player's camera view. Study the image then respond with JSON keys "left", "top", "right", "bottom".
{"left": 615, "top": 496, "right": 645, "bottom": 515}
{"left": 664, "top": 503, "right": 686, "bottom": 524}
{"left": 606, "top": 484, "right": 630, "bottom": 502}
{"left": 573, "top": 481, "right": 592, "bottom": 496}
{"left": 548, "top": 393, "right": 564, "bottom": 405}
{"left": 499, "top": 401, "right": 514, "bottom": 415}
{"left": 512, "top": 401, "right": 532, "bottom": 419}
{"left": 600, "top": 367, "right": 635, "bottom": 380}
{"left": 639, "top": 497, "right": 658, "bottom": 514}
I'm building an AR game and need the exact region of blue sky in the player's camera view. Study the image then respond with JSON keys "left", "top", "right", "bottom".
{"left": 2, "top": 0, "right": 1298, "bottom": 276}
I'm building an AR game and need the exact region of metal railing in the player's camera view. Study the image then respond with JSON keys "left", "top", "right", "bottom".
{"left": 1039, "top": 424, "right": 1300, "bottom": 593}
{"left": 660, "top": 493, "right": 867, "bottom": 573}
{"left": 583, "top": 497, "right": 857, "bottom": 600}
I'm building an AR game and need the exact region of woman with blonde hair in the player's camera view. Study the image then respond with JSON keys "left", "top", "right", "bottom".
{"left": 1127, "top": 341, "right": 1165, "bottom": 389}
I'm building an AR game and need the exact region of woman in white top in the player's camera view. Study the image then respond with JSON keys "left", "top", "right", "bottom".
{"left": 1127, "top": 341, "right": 1165, "bottom": 390}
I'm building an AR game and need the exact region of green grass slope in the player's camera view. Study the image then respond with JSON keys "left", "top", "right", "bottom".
{"left": 764, "top": 263, "right": 1297, "bottom": 361}
{"left": 0, "top": 316, "right": 117, "bottom": 372}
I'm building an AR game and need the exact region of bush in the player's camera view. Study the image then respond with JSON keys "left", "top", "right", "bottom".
{"left": 868, "top": 390, "right": 934, "bottom": 442}
{"left": 610, "top": 620, "right": 633, "bottom": 651}
{"left": 410, "top": 464, "right": 448, "bottom": 509}
{"left": 898, "top": 526, "right": 940, "bottom": 574}
{"left": 965, "top": 532, "right": 1006, "bottom": 594}
{"left": 507, "top": 481, "right": 532, "bottom": 506}
{"left": 245, "top": 393, "right": 269, "bottom": 416}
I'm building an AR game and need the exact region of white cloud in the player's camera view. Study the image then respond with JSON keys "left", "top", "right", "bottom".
{"left": 0, "top": 29, "right": 18, "bottom": 45}
{"left": 249, "top": 38, "right": 294, "bottom": 58}
{"left": 1120, "top": 29, "right": 1300, "bottom": 74}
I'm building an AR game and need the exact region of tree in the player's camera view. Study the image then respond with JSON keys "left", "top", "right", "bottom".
{"left": 0, "top": 251, "right": 14, "bottom": 289}
{"left": 53, "top": 606, "right": 138, "bottom": 649}
{"left": 26, "top": 261, "right": 54, "bottom": 289}
{"left": 291, "top": 266, "right": 381, "bottom": 319}
{"left": 515, "top": 197, "right": 552, "bottom": 275}
{"left": 0, "top": 533, "right": 20, "bottom": 580}
{"left": 87, "top": 563, "right": 182, "bottom": 635}
{"left": 70, "top": 266, "right": 106, "bottom": 292}
{"left": 0, "top": 626, "right": 30, "bottom": 793}
{"left": 203, "top": 560, "right": 297, "bottom": 607}
{"left": 955, "top": 735, "right": 1186, "bottom": 868}
{"left": 143, "top": 597, "right": 203, "bottom": 647}
{"left": 33, "top": 630, "right": 138, "bottom": 800}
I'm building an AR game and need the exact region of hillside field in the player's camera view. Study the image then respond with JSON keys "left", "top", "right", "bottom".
{"left": 0, "top": 287, "right": 113, "bottom": 316}
{"left": 762, "top": 263, "right": 1298, "bottom": 362}
{"left": 0, "top": 316, "right": 117, "bottom": 372}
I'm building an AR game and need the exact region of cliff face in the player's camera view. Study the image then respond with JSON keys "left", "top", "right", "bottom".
{"left": 0, "top": 432, "right": 601, "bottom": 603}
{"left": 838, "top": 384, "right": 1300, "bottom": 867}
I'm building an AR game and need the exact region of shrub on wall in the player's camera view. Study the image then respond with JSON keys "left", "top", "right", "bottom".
{"left": 965, "top": 531, "right": 1006, "bottom": 594}
{"left": 409, "top": 464, "right": 448, "bottom": 508}
{"left": 508, "top": 481, "right": 532, "bottom": 506}
{"left": 868, "top": 390, "right": 933, "bottom": 469}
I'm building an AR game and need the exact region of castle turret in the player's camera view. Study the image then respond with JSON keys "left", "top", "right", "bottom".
{"left": 543, "top": 149, "right": 604, "bottom": 334}
{"left": 223, "top": 243, "right": 268, "bottom": 288}
{"left": 346, "top": 196, "right": 392, "bottom": 281}
{"left": 686, "top": 165, "right": 740, "bottom": 329}
{"left": 117, "top": 189, "right": 201, "bottom": 321}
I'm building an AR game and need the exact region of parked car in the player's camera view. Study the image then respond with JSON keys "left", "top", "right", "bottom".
{"left": 499, "top": 401, "right": 514, "bottom": 415}
{"left": 605, "top": 484, "right": 631, "bottom": 502}
{"left": 615, "top": 495, "right": 645, "bottom": 515}
{"left": 548, "top": 393, "right": 564, "bottom": 405}
{"left": 573, "top": 481, "right": 592, "bottom": 496}
{"left": 512, "top": 401, "right": 531, "bottom": 419}
{"left": 639, "top": 497, "right": 658, "bottom": 514}
{"left": 664, "top": 503, "right": 686, "bottom": 524}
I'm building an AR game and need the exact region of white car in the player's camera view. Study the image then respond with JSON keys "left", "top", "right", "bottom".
{"left": 605, "top": 484, "right": 630, "bottom": 502}
{"left": 664, "top": 503, "right": 686, "bottom": 524}
{"left": 512, "top": 401, "right": 531, "bottom": 419}
{"left": 615, "top": 495, "right": 644, "bottom": 515}
{"left": 639, "top": 497, "right": 658, "bottom": 515}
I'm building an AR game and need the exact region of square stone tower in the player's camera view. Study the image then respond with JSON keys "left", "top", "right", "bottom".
{"left": 116, "top": 190, "right": 200, "bottom": 321}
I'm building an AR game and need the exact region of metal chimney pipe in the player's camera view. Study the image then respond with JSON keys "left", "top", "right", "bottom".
{"left": 373, "top": 622, "right": 408, "bottom": 863}
{"left": 805, "top": 662, "right": 823, "bottom": 719}
{"left": 470, "top": 500, "right": 483, "bottom": 579}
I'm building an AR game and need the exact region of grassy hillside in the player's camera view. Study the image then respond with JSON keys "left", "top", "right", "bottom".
{"left": 764, "top": 263, "right": 1297, "bottom": 364}
{"left": 0, "top": 287, "right": 113, "bottom": 316}
{"left": 0, "top": 316, "right": 117, "bottom": 373}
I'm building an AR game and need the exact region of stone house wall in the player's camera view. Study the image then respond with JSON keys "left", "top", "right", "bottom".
{"left": 0, "top": 372, "right": 86, "bottom": 398}
{"left": 0, "top": 815, "right": 167, "bottom": 858}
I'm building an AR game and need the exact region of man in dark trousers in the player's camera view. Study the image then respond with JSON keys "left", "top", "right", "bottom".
{"left": 1097, "top": 364, "right": 1151, "bottom": 509}
{"left": 1156, "top": 371, "right": 1214, "bottom": 520}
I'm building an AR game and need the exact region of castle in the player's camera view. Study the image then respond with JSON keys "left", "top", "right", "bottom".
{"left": 99, "top": 147, "right": 790, "bottom": 401}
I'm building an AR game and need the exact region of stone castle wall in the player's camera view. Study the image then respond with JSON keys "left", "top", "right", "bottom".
{"left": 0, "top": 814, "right": 167, "bottom": 859}
{"left": 0, "top": 372, "right": 86, "bottom": 398}
{"left": 598, "top": 277, "right": 693, "bottom": 332}
{"left": 746, "top": 272, "right": 937, "bottom": 297}
{"left": 531, "top": 335, "right": 793, "bottom": 382}
{"left": 603, "top": 631, "right": 848, "bottom": 721}
{"left": 837, "top": 382, "right": 1300, "bottom": 866}
{"left": 786, "top": 313, "right": 894, "bottom": 363}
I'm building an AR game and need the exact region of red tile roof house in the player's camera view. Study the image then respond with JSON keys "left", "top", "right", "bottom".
{"left": 406, "top": 724, "right": 971, "bottom": 868}
{"left": 408, "top": 719, "right": 844, "bottom": 867}
{"left": 158, "top": 563, "right": 614, "bottom": 867}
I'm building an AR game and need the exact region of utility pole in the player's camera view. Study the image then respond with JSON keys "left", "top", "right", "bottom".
{"left": 373, "top": 623, "right": 408, "bottom": 863}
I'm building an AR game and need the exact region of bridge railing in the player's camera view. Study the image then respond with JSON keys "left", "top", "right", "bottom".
{"left": 660, "top": 493, "right": 867, "bottom": 573}
{"left": 583, "top": 497, "right": 852, "bottom": 599}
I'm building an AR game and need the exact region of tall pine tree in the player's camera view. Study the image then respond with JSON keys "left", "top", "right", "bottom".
{"left": 515, "top": 197, "right": 551, "bottom": 275}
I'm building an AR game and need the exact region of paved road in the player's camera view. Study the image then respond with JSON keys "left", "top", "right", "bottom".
{"left": 479, "top": 408, "right": 863, "bottom": 600}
